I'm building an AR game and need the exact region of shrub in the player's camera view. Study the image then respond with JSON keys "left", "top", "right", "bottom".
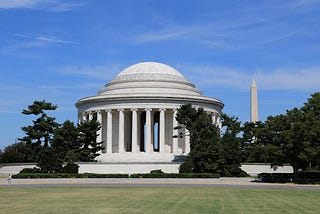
{"left": 83, "top": 173, "right": 129, "bottom": 178}
{"left": 257, "top": 173, "right": 293, "bottom": 183}
{"left": 150, "top": 169, "right": 164, "bottom": 174}
{"left": 19, "top": 167, "right": 41, "bottom": 174}
{"left": 130, "top": 173, "right": 219, "bottom": 178}
{"left": 257, "top": 172, "right": 320, "bottom": 184}
{"left": 12, "top": 173, "right": 130, "bottom": 179}
{"left": 296, "top": 171, "right": 320, "bottom": 184}
{"left": 179, "top": 158, "right": 193, "bottom": 173}
{"left": 59, "top": 163, "right": 79, "bottom": 174}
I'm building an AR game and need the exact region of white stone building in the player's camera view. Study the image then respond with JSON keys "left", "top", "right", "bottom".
{"left": 75, "top": 62, "right": 224, "bottom": 172}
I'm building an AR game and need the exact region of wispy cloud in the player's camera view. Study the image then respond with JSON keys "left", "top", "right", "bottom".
{"left": 130, "top": 25, "right": 204, "bottom": 43}
{"left": 0, "top": 0, "right": 84, "bottom": 12}
{"left": 125, "top": 1, "right": 313, "bottom": 52}
{"left": 57, "top": 64, "right": 122, "bottom": 80}
{"left": 0, "top": 33, "right": 77, "bottom": 57}
{"left": 13, "top": 33, "right": 77, "bottom": 44}
{"left": 180, "top": 65, "right": 320, "bottom": 91}
{"left": 0, "top": 0, "right": 40, "bottom": 9}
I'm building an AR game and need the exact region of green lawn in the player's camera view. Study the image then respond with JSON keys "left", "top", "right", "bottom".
{"left": 1, "top": 187, "right": 319, "bottom": 214}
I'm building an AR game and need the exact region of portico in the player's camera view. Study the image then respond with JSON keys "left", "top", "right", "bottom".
{"left": 79, "top": 108, "right": 192, "bottom": 155}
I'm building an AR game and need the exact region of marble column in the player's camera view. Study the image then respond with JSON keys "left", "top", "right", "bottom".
{"left": 82, "top": 112, "right": 87, "bottom": 122}
{"left": 172, "top": 109, "right": 178, "bottom": 153}
{"left": 212, "top": 113, "right": 216, "bottom": 125}
{"left": 184, "top": 128, "right": 190, "bottom": 154}
{"left": 151, "top": 110, "right": 154, "bottom": 152}
{"left": 88, "top": 112, "right": 93, "bottom": 121}
{"left": 217, "top": 114, "right": 222, "bottom": 130}
{"left": 106, "top": 110, "right": 113, "bottom": 154}
{"left": 78, "top": 113, "right": 82, "bottom": 124}
{"left": 118, "top": 109, "right": 125, "bottom": 153}
{"left": 96, "top": 110, "right": 102, "bottom": 154}
{"left": 131, "top": 108, "right": 138, "bottom": 153}
{"left": 159, "top": 108, "right": 166, "bottom": 153}
{"left": 145, "top": 108, "right": 152, "bottom": 153}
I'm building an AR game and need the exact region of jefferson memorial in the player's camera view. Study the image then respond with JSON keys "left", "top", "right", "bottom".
{"left": 75, "top": 62, "right": 224, "bottom": 173}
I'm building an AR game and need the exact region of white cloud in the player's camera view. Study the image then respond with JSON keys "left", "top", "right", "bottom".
{"left": 0, "top": 0, "right": 83, "bottom": 12}
{"left": 254, "top": 68, "right": 320, "bottom": 90}
{"left": 0, "top": 0, "right": 40, "bottom": 9}
{"left": 35, "top": 36, "right": 77, "bottom": 44}
{"left": 180, "top": 65, "right": 320, "bottom": 91}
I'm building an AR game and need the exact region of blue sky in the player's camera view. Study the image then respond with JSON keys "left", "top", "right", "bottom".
{"left": 0, "top": 0, "right": 320, "bottom": 149}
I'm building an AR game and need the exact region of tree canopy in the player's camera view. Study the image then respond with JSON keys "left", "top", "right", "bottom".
{"left": 176, "top": 104, "right": 246, "bottom": 176}
{"left": 0, "top": 100, "right": 104, "bottom": 173}
{"left": 249, "top": 92, "right": 320, "bottom": 180}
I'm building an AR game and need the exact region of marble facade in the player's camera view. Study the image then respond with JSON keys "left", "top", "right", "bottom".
{"left": 76, "top": 62, "right": 224, "bottom": 163}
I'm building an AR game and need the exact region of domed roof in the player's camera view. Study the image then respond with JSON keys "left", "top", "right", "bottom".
{"left": 76, "top": 61, "right": 224, "bottom": 109}
{"left": 98, "top": 61, "right": 202, "bottom": 97}
{"left": 109, "top": 62, "right": 191, "bottom": 85}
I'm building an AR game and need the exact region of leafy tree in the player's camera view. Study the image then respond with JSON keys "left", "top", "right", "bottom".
{"left": 0, "top": 142, "right": 28, "bottom": 163}
{"left": 176, "top": 104, "right": 245, "bottom": 176}
{"left": 251, "top": 93, "right": 320, "bottom": 181}
{"left": 300, "top": 92, "right": 320, "bottom": 169}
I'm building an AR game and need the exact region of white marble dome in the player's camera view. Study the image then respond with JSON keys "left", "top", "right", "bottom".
{"left": 109, "top": 62, "right": 190, "bottom": 84}
{"left": 98, "top": 62, "right": 202, "bottom": 97}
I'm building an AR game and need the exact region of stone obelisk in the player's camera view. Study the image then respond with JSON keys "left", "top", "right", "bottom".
{"left": 250, "top": 80, "right": 258, "bottom": 122}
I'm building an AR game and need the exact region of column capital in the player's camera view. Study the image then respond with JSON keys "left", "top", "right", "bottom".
{"left": 131, "top": 108, "right": 138, "bottom": 111}
{"left": 117, "top": 108, "right": 124, "bottom": 112}
{"left": 145, "top": 108, "right": 152, "bottom": 111}
{"left": 159, "top": 108, "right": 166, "bottom": 111}
{"left": 106, "top": 109, "right": 113, "bottom": 113}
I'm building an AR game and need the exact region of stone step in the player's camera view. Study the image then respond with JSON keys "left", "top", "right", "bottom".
{"left": 96, "top": 152, "right": 186, "bottom": 163}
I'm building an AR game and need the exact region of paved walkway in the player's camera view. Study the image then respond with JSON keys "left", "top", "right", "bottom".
{"left": 1, "top": 177, "right": 320, "bottom": 190}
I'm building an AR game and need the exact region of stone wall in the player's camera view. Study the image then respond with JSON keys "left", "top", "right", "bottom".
{"left": 0, "top": 163, "right": 293, "bottom": 176}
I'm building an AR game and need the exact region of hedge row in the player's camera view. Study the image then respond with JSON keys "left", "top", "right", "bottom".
{"left": 257, "top": 173, "right": 293, "bottom": 183}
{"left": 130, "top": 173, "right": 219, "bottom": 178}
{"left": 258, "top": 171, "right": 320, "bottom": 184}
{"left": 296, "top": 171, "right": 320, "bottom": 184}
{"left": 12, "top": 172, "right": 219, "bottom": 179}
{"left": 12, "top": 173, "right": 129, "bottom": 179}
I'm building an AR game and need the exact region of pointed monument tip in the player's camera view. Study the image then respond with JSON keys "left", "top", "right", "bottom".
{"left": 251, "top": 80, "right": 256, "bottom": 86}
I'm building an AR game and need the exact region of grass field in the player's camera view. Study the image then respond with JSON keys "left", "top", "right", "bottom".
{"left": 1, "top": 187, "right": 320, "bottom": 213}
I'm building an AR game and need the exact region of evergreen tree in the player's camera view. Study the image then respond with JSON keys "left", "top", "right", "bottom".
{"left": 52, "top": 120, "right": 79, "bottom": 163}
{"left": 20, "top": 100, "right": 59, "bottom": 161}
{"left": 77, "top": 119, "right": 104, "bottom": 162}
{"left": 220, "top": 114, "right": 244, "bottom": 176}
{"left": 177, "top": 104, "right": 244, "bottom": 176}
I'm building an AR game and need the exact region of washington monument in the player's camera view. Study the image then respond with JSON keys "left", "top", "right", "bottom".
{"left": 250, "top": 80, "right": 258, "bottom": 122}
